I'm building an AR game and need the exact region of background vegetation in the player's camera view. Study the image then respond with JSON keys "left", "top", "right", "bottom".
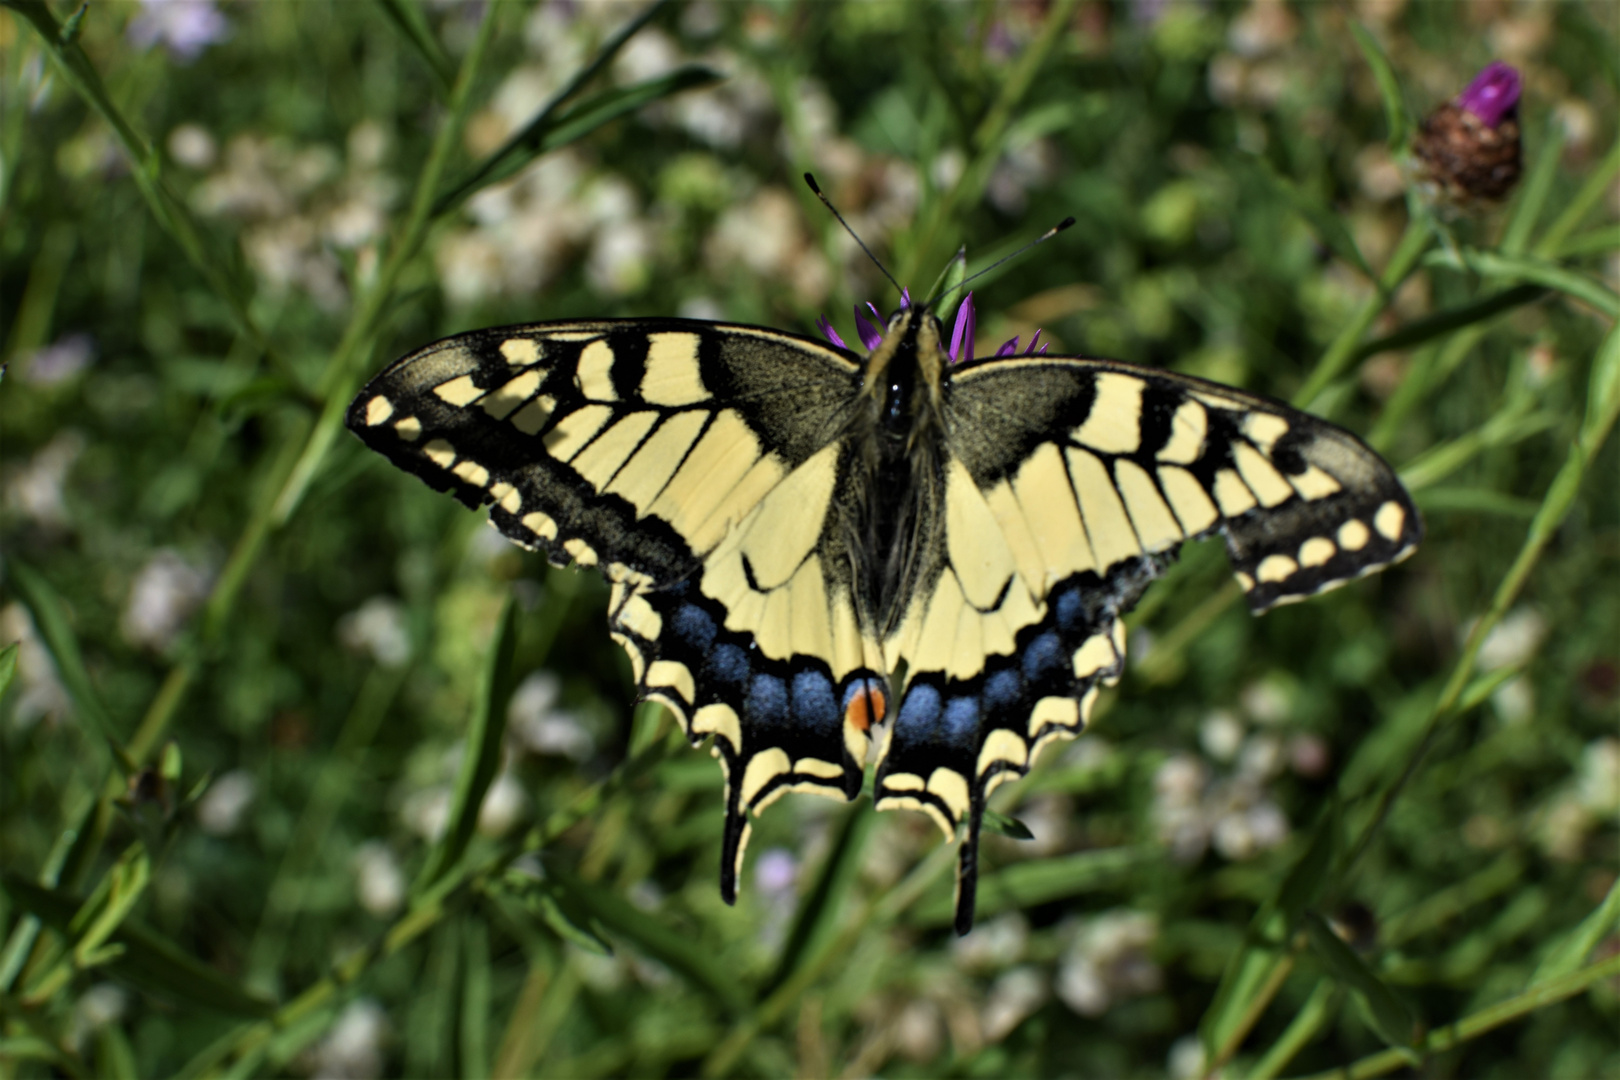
{"left": 1, "top": 1, "right": 1617, "bottom": 1077}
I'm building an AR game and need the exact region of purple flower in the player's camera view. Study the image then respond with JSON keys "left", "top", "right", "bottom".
{"left": 949, "top": 292, "right": 977, "bottom": 364}
{"left": 1456, "top": 61, "right": 1521, "bottom": 129}
{"left": 127, "top": 0, "right": 229, "bottom": 63}
{"left": 816, "top": 291, "right": 1048, "bottom": 365}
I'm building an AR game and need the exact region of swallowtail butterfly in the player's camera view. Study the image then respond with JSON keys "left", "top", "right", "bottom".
{"left": 347, "top": 289, "right": 1419, "bottom": 933}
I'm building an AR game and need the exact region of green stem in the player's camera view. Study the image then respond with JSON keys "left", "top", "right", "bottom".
{"left": 1294, "top": 217, "right": 1434, "bottom": 411}
{"left": 1247, "top": 979, "right": 1340, "bottom": 1080}
{"left": 899, "top": 0, "right": 1079, "bottom": 286}
{"left": 1288, "top": 953, "right": 1620, "bottom": 1080}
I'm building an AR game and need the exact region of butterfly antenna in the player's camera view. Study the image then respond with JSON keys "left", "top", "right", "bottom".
{"left": 804, "top": 172, "right": 905, "bottom": 302}
{"left": 923, "top": 216, "right": 1076, "bottom": 311}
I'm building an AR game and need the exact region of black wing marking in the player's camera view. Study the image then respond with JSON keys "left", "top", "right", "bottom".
{"left": 346, "top": 319, "right": 887, "bottom": 903}
{"left": 876, "top": 355, "right": 1420, "bottom": 933}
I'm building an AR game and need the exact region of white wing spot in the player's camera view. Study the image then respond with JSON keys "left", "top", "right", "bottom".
{"left": 433, "top": 375, "right": 483, "bottom": 406}
{"left": 394, "top": 416, "right": 422, "bottom": 441}
{"left": 365, "top": 396, "right": 394, "bottom": 426}
{"left": 452, "top": 460, "right": 490, "bottom": 487}
{"left": 423, "top": 440, "right": 456, "bottom": 469}
{"left": 1338, "top": 519, "right": 1370, "bottom": 551}
{"left": 1242, "top": 413, "right": 1290, "bottom": 454}
{"left": 1374, "top": 500, "right": 1406, "bottom": 541}
{"left": 1257, "top": 553, "right": 1298, "bottom": 583}
{"left": 522, "top": 511, "right": 558, "bottom": 540}
{"left": 500, "top": 338, "right": 541, "bottom": 365}
{"left": 1299, "top": 536, "right": 1336, "bottom": 567}
{"left": 576, "top": 340, "right": 618, "bottom": 402}
{"left": 1289, "top": 465, "right": 1342, "bottom": 500}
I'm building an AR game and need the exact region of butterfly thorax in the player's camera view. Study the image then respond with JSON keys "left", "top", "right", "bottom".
{"left": 847, "top": 307, "right": 951, "bottom": 641}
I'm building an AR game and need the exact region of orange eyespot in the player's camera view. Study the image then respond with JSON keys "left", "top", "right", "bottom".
{"left": 844, "top": 682, "right": 886, "bottom": 731}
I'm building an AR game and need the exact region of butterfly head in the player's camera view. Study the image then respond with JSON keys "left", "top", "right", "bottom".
{"left": 860, "top": 303, "right": 948, "bottom": 437}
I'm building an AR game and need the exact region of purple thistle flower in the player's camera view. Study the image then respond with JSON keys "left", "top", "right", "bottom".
{"left": 127, "top": 0, "right": 230, "bottom": 62}
{"left": 854, "top": 303, "right": 884, "bottom": 350}
{"left": 995, "top": 336, "right": 1020, "bottom": 358}
{"left": 1456, "top": 61, "right": 1521, "bottom": 129}
{"left": 815, "top": 315, "right": 847, "bottom": 350}
{"left": 949, "top": 293, "right": 976, "bottom": 364}
{"left": 1411, "top": 59, "right": 1523, "bottom": 212}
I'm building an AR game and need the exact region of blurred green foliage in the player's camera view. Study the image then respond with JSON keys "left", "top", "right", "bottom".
{"left": 2, "top": 1, "right": 1618, "bottom": 1077}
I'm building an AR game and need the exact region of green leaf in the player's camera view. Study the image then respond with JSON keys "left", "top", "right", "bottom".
{"left": 1532, "top": 855, "right": 1620, "bottom": 985}
{"left": 5, "top": 560, "right": 131, "bottom": 773}
{"left": 1556, "top": 225, "right": 1620, "bottom": 259}
{"left": 909, "top": 847, "right": 1145, "bottom": 927}
{"left": 1245, "top": 157, "right": 1372, "bottom": 280}
{"left": 460, "top": 918, "right": 493, "bottom": 1080}
{"left": 1500, "top": 125, "right": 1567, "bottom": 257}
{"left": 1425, "top": 249, "right": 1620, "bottom": 319}
{"left": 1303, "top": 911, "right": 1417, "bottom": 1051}
{"left": 1277, "top": 799, "right": 1340, "bottom": 924}
{"left": 764, "top": 800, "right": 872, "bottom": 997}
{"left": 73, "top": 846, "right": 150, "bottom": 969}
{"left": 543, "top": 864, "right": 750, "bottom": 1014}
{"left": 925, "top": 247, "right": 968, "bottom": 311}
{"left": 1352, "top": 285, "right": 1547, "bottom": 361}
{"left": 416, "top": 597, "right": 520, "bottom": 892}
{"left": 372, "top": 0, "right": 453, "bottom": 90}
{"left": 0, "top": 874, "right": 275, "bottom": 1017}
{"left": 0, "top": 641, "right": 18, "bottom": 698}
{"left": 1348, "top": 22, "right": 1412, "bottom": 150}
{"left": 1199, "top": 911, "right": 1289, "bottom": 1067}
{"left": 434, "top": 66, "right": 723, "bottom": 217}
{"left": 980, "top": 810, "right": 1034, "bottom": 840}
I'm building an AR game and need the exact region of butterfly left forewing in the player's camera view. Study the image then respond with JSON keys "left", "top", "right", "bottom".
{"left": 875, "top": 354, "right": 1420, "bottom": 932}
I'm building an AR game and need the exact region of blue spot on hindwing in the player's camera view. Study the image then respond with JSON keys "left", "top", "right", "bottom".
{"left": 748, "top": 673, "right": 789, "bottom": 728}
{"left": 983, "top": 669, "right": 1021, "bottom": 712}
{"left": 790, "top": 669, "right": 838, "bottom": 738}
{"left": 896, "top": 683, "right": 942, "bottom": 739}
{"left": 671, "top": 603, "right": 717, "bottom": 652}
{"left": 1023, "top": 631, "right": 1064, "bottom": 683}
{"left": 1054, "top": 587, "right": 1083, "bottom": 633}
{"left": 706, "top": 644, "right": 749, "bottom": 691}
{"left": 942, "top": 696, "right": 979, "bottom": 742}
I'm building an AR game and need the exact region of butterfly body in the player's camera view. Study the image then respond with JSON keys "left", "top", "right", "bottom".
{"left": 348, "top": 304, "right": 1419, "bottom": 933}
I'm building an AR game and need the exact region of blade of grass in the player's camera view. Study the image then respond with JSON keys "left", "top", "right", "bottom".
{"left": 1302, "top": 912, "right": 1416, "bottom": 1051}
{"left": 1348, "top": 23, "right": 1413, "bottom": 150}
{"left": 3, "top": 0, "right": 279, "bottom": 374}
{"left": 431, "top": 0, "right": 679, "bottom": 215}
{"left": 0, "top": 874, "right": 274, "bottom": 1018}
{"left": 1247, "top": 979, "right": 1341, "bottom": 1080}
{"left": 459, "top": 917, "right": 492, "bottom": 1080}
{"left": 542, "top": 864, "right": 749, "bottom": 1014}
{"left": 1294, "top": 216, "right": 1434, "bottom": 411}
{"left": 1289, "top": 952, "right": 1620, "bottom": 1080}
{"left": 1533, "top": 138, "right": 1620, "bottom": 259}
{"left": 1350, "top": 285, "right": 1546, "bottom": 362}
{"left": 1424, "top": 249, "right": 1620, "bottom": 319}
{"left": 1530, "top": 873, "right": 1620, "bottom": 986}
{"left": 434, "top": 66, "right": 724, "bottom": 215}
{"left": 5, "top": 560, "right": 129, "bottom": 774}
{"left": 416, "top": 597, "right": 520, "bottom": 892}
{"left": 907, "top": 846, "right": 1147, "bottom": 928}
{"left": 1246, "top": 156, "right": 1372, "bottom": 280}
{"left": 372, "top": 0, "right": 453, "bottom": 91}
{"left": 763, "top": 800, "right": 874, "bottom": 997}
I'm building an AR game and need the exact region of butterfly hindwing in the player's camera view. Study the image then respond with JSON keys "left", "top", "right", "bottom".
{"left": 347, "top": 319, "right": 889, "bottom": 901}
{"left": 876, "top": 356, "right": 1420, "bottom": 932}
